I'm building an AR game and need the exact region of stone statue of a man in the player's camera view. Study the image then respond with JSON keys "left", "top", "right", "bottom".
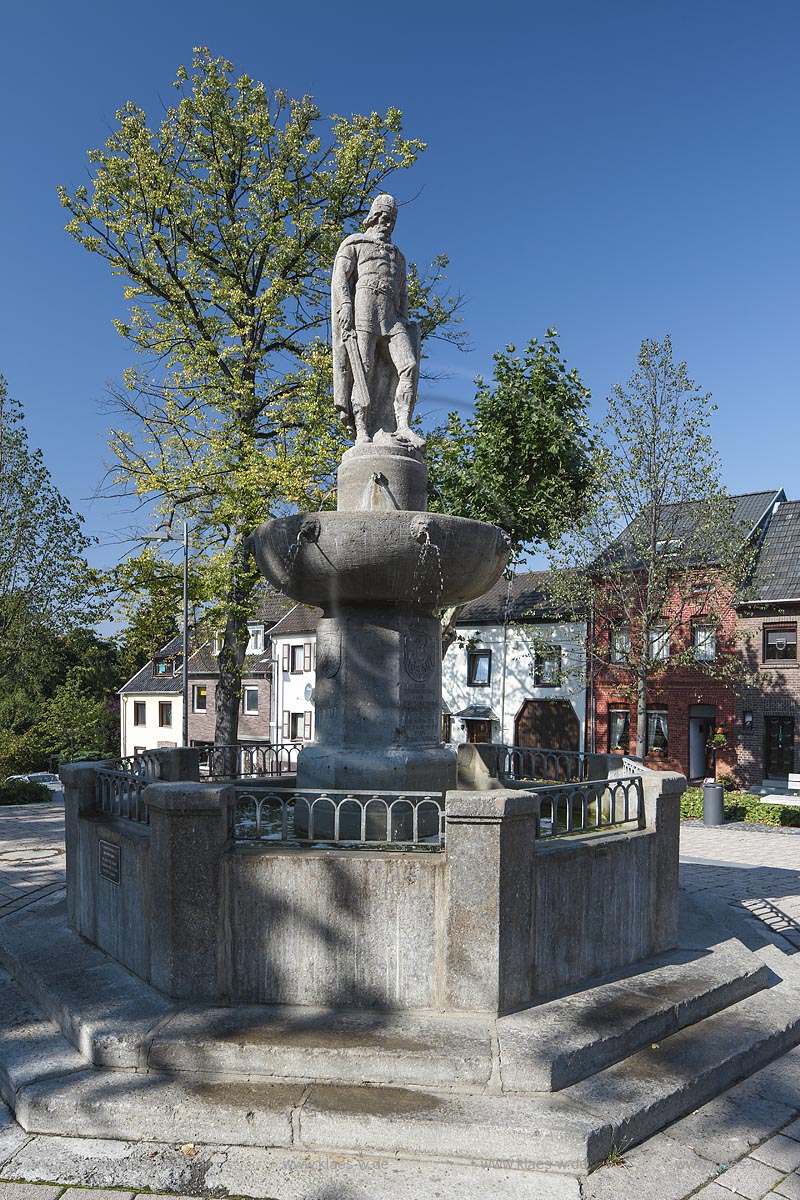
{"left": 331, "top": 194, "right": 424, "bottom": 449}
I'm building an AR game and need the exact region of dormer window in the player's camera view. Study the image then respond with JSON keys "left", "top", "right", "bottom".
{"left": 247, "top": 624, "right": 264, "bottom": 654}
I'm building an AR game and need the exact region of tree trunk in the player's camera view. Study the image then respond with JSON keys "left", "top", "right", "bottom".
{"left": 440, "top": 604, "right": 464, "bottom": 659}
{"left": 635, "top": 664, "right": 647, "bottom": 760}
{"left": 213, "top": 540, "right": 258, "bottom": 775}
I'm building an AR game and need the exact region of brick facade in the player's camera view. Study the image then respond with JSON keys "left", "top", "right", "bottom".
{"left": 592, "top": 577, "right": 738, "bottom": 780}
{"left": 735, "top": 604, "right": 800, "bottom": 787}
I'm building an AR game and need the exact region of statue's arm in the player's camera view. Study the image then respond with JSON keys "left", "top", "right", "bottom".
{"left": 332, "top": 242, "right": 357, "bottom": 331}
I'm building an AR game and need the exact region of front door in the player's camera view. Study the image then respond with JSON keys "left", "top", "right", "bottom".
{"left": 765, "top": 716, "right": 794, "bottom": 779}
{"left": 465, "top": 719, "right": 492, "bottom": 744}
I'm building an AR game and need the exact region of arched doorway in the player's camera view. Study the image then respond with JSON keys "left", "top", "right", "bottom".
{"left": 514, "top": 699, "right": 580, "bottom": 751}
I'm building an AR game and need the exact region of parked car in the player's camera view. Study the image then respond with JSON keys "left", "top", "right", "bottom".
{"left": 5, "top": 772, "right": 63, "bottom": 796}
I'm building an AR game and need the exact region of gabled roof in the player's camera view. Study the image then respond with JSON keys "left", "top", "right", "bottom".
{"left": 455, "top": 571, "right": 580, "bottom": 625}
{"left": 744, "top": 500, "right": 800, "bottom": 604}
{"left": 268, "top": 603, "right": 323, "bottom": 637}
{"left": 598, "top": 490, "right": 784, "bottom": 571}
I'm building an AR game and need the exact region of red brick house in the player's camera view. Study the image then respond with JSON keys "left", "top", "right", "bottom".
{"left": 736, "top": 498, "right": 800, "bottom": 788}
{"left": 591, "top": 490, "right": 783, "bottom": 780}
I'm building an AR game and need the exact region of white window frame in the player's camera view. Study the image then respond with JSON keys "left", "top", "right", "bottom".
{"left": 192, "top": 685, "right": 207, "bottom": 713}
{"left": 693, "top": 624, "right": 717, "bottom": 662}
{"left": 243, "top": 686, "right": 259, "bottom": 715}
{"left": 610, "top": 626, "right": 631, "bottom": 664}
{"left": 247, "top": 624, "right": 264, "bottom": 654}
{"left": 648, "top": 626, "right": 669, "bottom": 662}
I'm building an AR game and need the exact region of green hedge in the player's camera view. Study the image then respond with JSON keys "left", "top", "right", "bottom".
{"left": 0, "top": 779, "right": 52, "bottom": 806}
{"left": 681, "top": 786, "right": 800, "bottom": 828}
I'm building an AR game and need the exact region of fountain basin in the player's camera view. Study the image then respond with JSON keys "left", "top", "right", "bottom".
{"left": 250, "top": 511, "right": 511, "bottom": 609}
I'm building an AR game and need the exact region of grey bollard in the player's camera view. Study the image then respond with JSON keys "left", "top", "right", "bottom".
{"left": 703, "top": 780, "right": 724, "bottom": 826}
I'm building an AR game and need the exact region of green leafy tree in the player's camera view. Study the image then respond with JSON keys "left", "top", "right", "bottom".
{"left": 425, "top": 330, "right": 596, "bottom": 653}
{"left": 60, "top": 49, "right": 462, "bottom": 747}
{"left": 0, "top": 375, "right": 96, "bottom": 690}
{"left": 549, "top": 336, "right": 752, "bottom": 759}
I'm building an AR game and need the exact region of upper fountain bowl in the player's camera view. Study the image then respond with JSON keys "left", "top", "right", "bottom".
{"left": 249, "top": 511, "right": 511, "bottom": 609}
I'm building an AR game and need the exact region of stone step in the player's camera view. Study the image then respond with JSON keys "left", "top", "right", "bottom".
{"left": 497, "top": 938, "right": 769, "bottom": 1092}
{"left": 0, "top": 891, "right": 773, "bottom": 1103}
{"left": 565, "top": 979, "right": 800, "bottom": 1154}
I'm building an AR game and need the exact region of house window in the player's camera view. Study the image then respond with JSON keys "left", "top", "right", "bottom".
{"left": 441, "top": 714, "right": 452, "bottom": 742}
{"left": 534, "top": 646, "right": 562, "bottom": 687}
{"left": 693, "top": 624, "right": 717, "bottom": 662}
{"left": 742, "top": 710, "right": 754, "bottom": 731}
{"left": 610, "top": 626, "right": 630, "bottom": 664}
{"left": 284, "top": 711, "right": 312, "bottom": 740}
{"left": 153, "top": 659, "right": 169, "bottom": 676}
{"left": 247, "top": 625, "right": 264, "bottom": 654}
{"left": 648, "top": 626, "right": 669, "bottom": 661}
{"left": 192, "top": 685, "right": 207, "bottom": 713}
{"left": 647, "top": 710, "right": 669, "bottom": 754}
{"left": 283, "top": 642, "right": 313, "bottom": 673}
{"left": 133, "top": 702, "right": 146, "bottom": 726}
{"left": 467, "top": 649, "right": 491, "bottom": 687}
{"left": 608, "top": 708, "right": 630, "bottom": 753}
{"left": 764, "top": 624, "right": 797, "bottom": 662}
{"left": 243, "top": 686, "right": 259, "bottom": 715}
{"left": 158, "top": 701, "right": 172, "bottom": 728}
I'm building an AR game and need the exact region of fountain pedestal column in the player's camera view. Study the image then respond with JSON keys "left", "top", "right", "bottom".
{"left": 250, "top": 442, "right": 510, "bottom": 797}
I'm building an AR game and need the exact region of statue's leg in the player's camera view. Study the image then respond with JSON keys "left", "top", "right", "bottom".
{"left": 353, "top": 331, "right": 375, "bottom": 443}
{"left": 389, "top": 331, "right": 425, "bottom": 449}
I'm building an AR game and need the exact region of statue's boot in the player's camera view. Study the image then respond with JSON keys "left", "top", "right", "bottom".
{"left": 394, "top": 389, "right": 426, "bottom": 450}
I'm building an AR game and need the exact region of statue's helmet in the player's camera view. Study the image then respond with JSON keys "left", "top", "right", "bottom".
{"left": 363, "top": 194, "right": 398, "bottom": 227}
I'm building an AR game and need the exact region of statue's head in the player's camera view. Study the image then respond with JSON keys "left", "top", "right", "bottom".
{"left": 363, "top": 194, "right": 397, "bottom": 236}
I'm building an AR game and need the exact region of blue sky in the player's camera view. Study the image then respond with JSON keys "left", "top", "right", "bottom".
{"left": 2, "top": 0, "right": 798, "bottom": 575}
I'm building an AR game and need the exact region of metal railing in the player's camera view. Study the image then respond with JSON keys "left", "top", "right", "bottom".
{"left": 95, "top": 767, "right": 150, "bottom": 825}
{"left": 204, "top": 742, "right": 301, "bottom": 780}
{"left": 232, "top": 786, "right": 445, "bottom": 848}
{"left": 534, "top": 775, "right": 643, "bottom": 840}
{"left": 111, "top": 752, "right": 163, "bottom": 780}
{"left": 503, "top": 746, "right": 591, "bottom": 783}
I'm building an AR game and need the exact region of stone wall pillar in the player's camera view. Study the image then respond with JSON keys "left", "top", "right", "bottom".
{"left": 145, "top": 747, "right": 200, "bottom": 782}
{"left": 60, "top": 761, "right": 113, "bottom": 932}
{"left": 443, "top": 790, "right": 539, "bottom": 1012}
{"left": 641, "top": 770, "right": 685, "bottom": 954}
{"left": 144, "top": 782, "right": 232, "bottom": 1000}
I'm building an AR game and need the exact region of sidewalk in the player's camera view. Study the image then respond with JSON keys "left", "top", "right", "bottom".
{"left": 0, "top": 805, "right": 799, "bottom": 1200}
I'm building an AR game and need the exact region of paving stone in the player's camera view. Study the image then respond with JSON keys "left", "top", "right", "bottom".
{"left": 0, "top": 1105, "right": 29, "bottom": 1169}
{"left": 0, "top": 1136, "right": 219, "bottom": 1194}
{"left": 61, "top": 1191, "right": 134, "bottom": 1200}
{"left": 692, "top": 1185, "right": 738, "bottom": 1200}
{"left": 782, "top": 1118, "right": 800, "bottom": 1142}
{"left": 203, "top": 1145, "right": 582, "bottom": 1200}
{"left": 660, "top": 1078, "right": 796, "bottom": 1163}
{"left": 0, "top": 1187, "right": 62, "bottom": 1200}
{"left": 775, "top": 1172, "right": 800, "bottom": 1200}
{"left": 581, "top": 1131, "right": 718, "bottom": 1200}
{"left": 750, "top": 1134, "right": 800, "bottom": 1172}
{"left": 131, "top": 1194, "right": 202, "bottom": 1200}
{"left": 716, "top": 1156, "right": 784, "bottom": 1198}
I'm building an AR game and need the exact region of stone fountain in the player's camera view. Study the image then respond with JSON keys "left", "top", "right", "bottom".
{"left": 250, "top": 193, "right": 510, "bottom": 794}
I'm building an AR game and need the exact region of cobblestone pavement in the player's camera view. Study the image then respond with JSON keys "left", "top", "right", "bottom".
{"left": 1, "top": 805, "right": 800, "bottom": 1199}
{"left": 0, "top": 804, "right": 65, "bottom": 920}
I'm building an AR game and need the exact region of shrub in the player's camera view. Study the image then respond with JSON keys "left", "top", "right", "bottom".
{"left": 681, "top": 786, "right": 800, "bottom": 828}
{"left": 0, "top": 779, "right": 52, "bottom": 805}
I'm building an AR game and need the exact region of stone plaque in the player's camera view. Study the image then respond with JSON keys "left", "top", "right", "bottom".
{"left": 98, "top": 839, "right": 121, "bottom": 885}
{"left": 402, "top": 698, "right": 440, "bottom": 743}
{"left": 404, "top": 631, "right": 435, "bottom": 681}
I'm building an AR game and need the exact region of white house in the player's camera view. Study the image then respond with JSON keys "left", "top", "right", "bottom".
{"left": 441, "top": 572, "right": 588, "bottom": 751}
{"left": 267, "top": 604, "right": 320, "bottom": 746}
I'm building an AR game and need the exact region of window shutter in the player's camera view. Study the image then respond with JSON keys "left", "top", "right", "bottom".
{"left": 304, "top": 711, "right": 312, "bottom": 739}
{"left": 304, "top": 642, "right": 312, "bottom": 671}
{"left": 282, "top": 710, "right": 290, "bottom": 738}
{"left": 282, "top": 644, "right": 290, "bottom": 672}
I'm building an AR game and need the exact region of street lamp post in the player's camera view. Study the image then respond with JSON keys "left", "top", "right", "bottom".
{"left": 141, "top": 521, "right": 190, "bottom": 749}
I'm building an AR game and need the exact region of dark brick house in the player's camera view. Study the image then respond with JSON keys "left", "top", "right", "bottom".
{"left": 591, "top": 490, "right": 783, "bottom": 780}
{"left": 736, "top": 498, "right": 800, "bottom": 788}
